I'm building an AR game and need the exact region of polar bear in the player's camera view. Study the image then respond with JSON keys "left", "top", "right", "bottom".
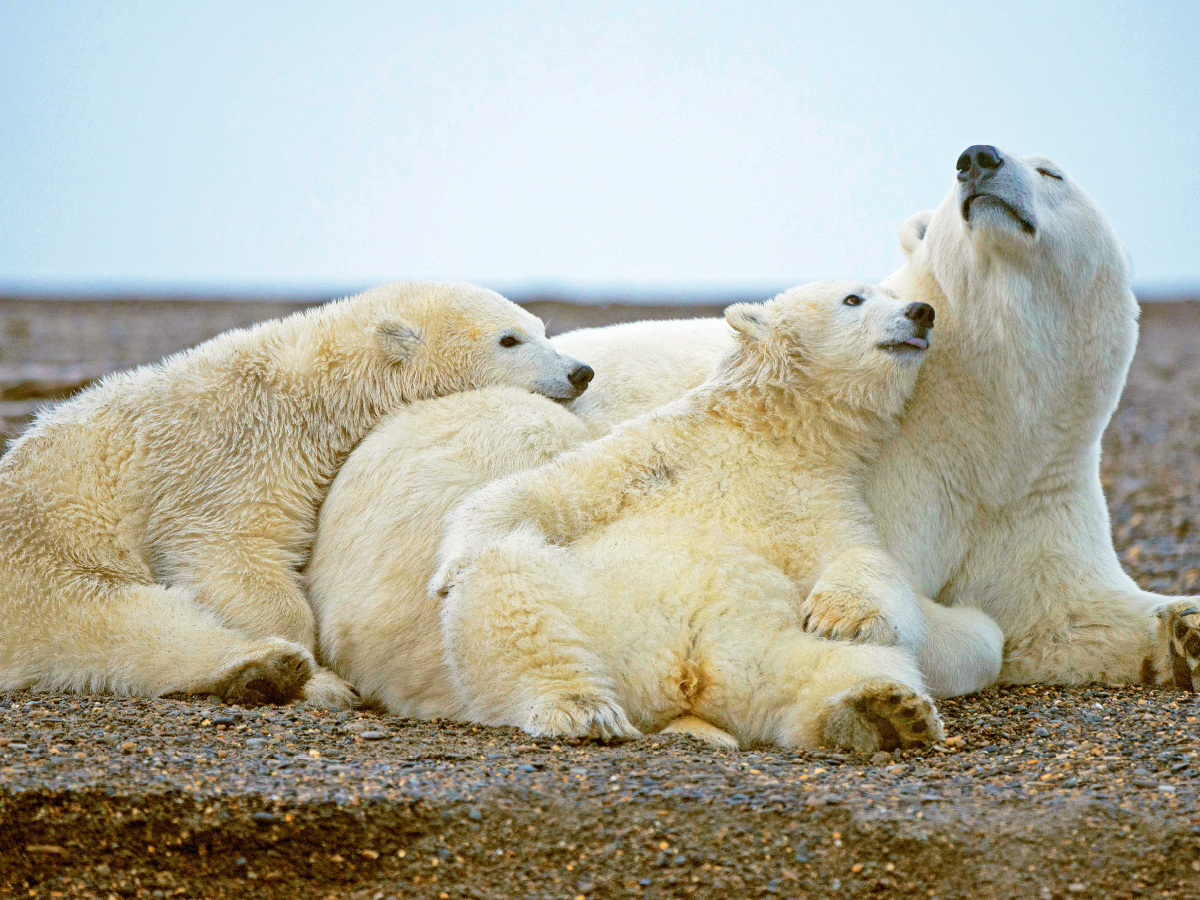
{"left": 429, "top": 280, "right": 946, "bottom": 751}
{"left": 0, "top": 281, "right": 594, "bottom": 705}
{"left": 307, "top": 387, "right": 592, "bottom": 717}
{"left": 306, "top": 146, "right": 1195, "bottom": 722}
{"left": 549, "top": 145, "right": 1197, "bottom": 691}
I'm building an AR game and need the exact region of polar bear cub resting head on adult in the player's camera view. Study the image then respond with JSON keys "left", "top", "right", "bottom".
{"left": 0, "top": 281, "right": 592, "bottom": 706}
{"left": 434, "top": 280, "right": 945, "bottom": 751}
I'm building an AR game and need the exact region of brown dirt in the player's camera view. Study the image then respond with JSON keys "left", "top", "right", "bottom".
{"left": 1, "top": 297, "right": 1198, "bottom": 900}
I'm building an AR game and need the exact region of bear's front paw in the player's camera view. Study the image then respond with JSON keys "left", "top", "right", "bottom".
{"left": 800, "top": 587, "right": 898, "bottom": 645}
{"left": 1159, "top": 600, "right": 1200, "bottom": 690}
{"left": 523, "top": 692, "right": 642, "bottom": 742}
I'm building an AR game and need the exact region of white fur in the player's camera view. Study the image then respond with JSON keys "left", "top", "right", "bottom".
{"left": 308, "top": 149, "right": 1197, "bottom": 718}
{"left": 550, "top": 148, "right": 1192, "bottom": 689}
{"left": 425, "top": 281, "right": 945, "bottom": 750}
{"left": 307, "top": 150, "right": 1190, "bottom": 724}
{"left": 0, "top": 281, "right": 588, "bottom": 703}
{"left": 307, "top": 387, "right": 591, "bottom": 716}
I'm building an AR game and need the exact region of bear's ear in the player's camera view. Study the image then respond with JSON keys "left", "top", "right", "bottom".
{"left": 725, "top": 303, "right": 771, "bottom": 342}
{"left": 899, "top": 210, "right": 934, "bottom": 257}
{"left": 376, "top": 318, "right": 423, "bottom": 362}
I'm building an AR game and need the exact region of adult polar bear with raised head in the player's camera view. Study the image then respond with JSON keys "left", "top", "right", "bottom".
{"left": 308, "top": 147, "right": 1197, "bottom": 715}
{"left": 0, "top": 282, "right": 594, "bottom": 706}
{"left": 554, "top": 144, "right": 1198, "bottom": 690}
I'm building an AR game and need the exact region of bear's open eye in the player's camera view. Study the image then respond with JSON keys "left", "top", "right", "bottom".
{"left": 1036, "top": 168, "right": 1063, "bottom": 181}
{"left": 842, "top": 294, "right": 864, "bottom": 307}
{"left": 499, "top": 334, "right": 522, "bottom": 348}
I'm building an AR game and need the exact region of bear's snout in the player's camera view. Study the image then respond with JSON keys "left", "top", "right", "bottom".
{"left": 568, "top": 364, "right": 595, "bottom": 393}
{"left": 904, "top": 302, "right": 935, "bottom": 331}
{"left": 956, "top": 145, "right": 1003, "bottom": 185}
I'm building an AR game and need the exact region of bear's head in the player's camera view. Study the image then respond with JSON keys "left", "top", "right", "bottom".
{"left": 722, "top": 280, "right": 933, "bottom": 421}
{"left": 349, "top": 282, "right": 594, "bottom": 402}
{"left": 888, "top": 145, "right": 1134, "bottom": 341}
{"left": 883, "top": 146, "right": 1139, "bottom": 442}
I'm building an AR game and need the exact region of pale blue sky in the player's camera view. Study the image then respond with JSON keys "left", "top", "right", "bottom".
{"left": 2, "top": 1, "right": 1198, "bottom": 297}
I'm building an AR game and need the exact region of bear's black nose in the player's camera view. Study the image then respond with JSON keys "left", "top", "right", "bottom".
{"left": 904, "top": 302, "right": 935, "bottom": 329}
{"left": 956, "top": 145, "right": 1003, "bottom": 182}
{"left": 568, "top": 364, "right": 595, "bottom": 392}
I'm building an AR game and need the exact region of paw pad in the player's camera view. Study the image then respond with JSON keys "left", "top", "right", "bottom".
{"left": 827, "top": 679, "right": 944, "bottom": 752}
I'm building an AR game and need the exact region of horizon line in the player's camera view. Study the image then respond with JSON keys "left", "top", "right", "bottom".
{"left": 2, "top": 278, "right": 1199, "bottom": 306}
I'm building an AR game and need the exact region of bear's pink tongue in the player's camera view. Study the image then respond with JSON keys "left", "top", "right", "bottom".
{"left": 905, "top": 337, "right": 929, "bottom": 351}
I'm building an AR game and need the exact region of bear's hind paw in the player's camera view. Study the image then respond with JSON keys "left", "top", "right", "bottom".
{"left": 302, "top": 667, "right": 361, "bottom": 709}
{"left": 206, "top": 641, "right": 315, "bottom": 706}
{"left": 524, "top": 693, "right": 642, "bottom": 742}
{"left": 822, "top": 679, "right": 943, "bottom": 752}
{"left": 659, "top": 714, "right": 740, "bottom": 751}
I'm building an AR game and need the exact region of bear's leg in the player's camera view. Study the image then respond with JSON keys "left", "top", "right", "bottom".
{"left": 441, "top": 532, "right": 640, "bottom": 741}
{"left": 186, "top": 539, "right": 318, "bottom": 649}
{"left": 913, "top": 596, "right": 1004, "bottom": 698}
{"left": 998, "top": 582, "right": 1200, "bottom": 688}
{"left": 688, "top": 621, "right": 942, "bottom": 750}
{"left": 801, "top": 551, "right": 1003, "bottom": 697}
{"left": 1, "top": 581, "right": 313, "bottom": 702}
{"left": 949, "top": 491, "right": 1197, "bottom": 687}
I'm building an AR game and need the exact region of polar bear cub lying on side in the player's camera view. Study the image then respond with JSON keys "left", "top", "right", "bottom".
{"left": 432, "top": 280, "right": 945, "bottom": 751}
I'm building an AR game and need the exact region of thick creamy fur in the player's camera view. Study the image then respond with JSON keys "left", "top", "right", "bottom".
{"left": 556, "top": 149, "right": 1198, "bottom": 690}
{"left": 430, "top": 281, "right": 945, "bottom": 750}
{"left": 308, "top": 388, "right": 592, "bottom": 717}
{"left": 307, "top": 149, "right": 1198, "bottom": 724}
{"left": 0, "top": 281, "right": 589, "bottom": 704}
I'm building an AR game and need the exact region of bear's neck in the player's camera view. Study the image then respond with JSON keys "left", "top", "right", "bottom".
{"left": 698, "top": 373, "right": 895, "bottom": 474}
{"left": 229, "top": 314, "right": 409, "bottom": 488}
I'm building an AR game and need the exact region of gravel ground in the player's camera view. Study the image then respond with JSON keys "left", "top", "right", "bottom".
{"left": 1, "top": 298, "right": 1198, "bottom": 900}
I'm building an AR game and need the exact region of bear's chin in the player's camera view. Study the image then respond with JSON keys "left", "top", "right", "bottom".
{"left": 963, "top": 195, "right": 1037, "bottom": 238}
{"left": 876, "top": 342, "right": 927, "bottom": 364}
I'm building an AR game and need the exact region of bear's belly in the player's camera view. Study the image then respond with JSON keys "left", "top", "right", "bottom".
{"left": 569, "top": 515, "right": 802, "bottom": 647}
{"left": 563, "top": 515, "right": 806, "bottom": 732}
